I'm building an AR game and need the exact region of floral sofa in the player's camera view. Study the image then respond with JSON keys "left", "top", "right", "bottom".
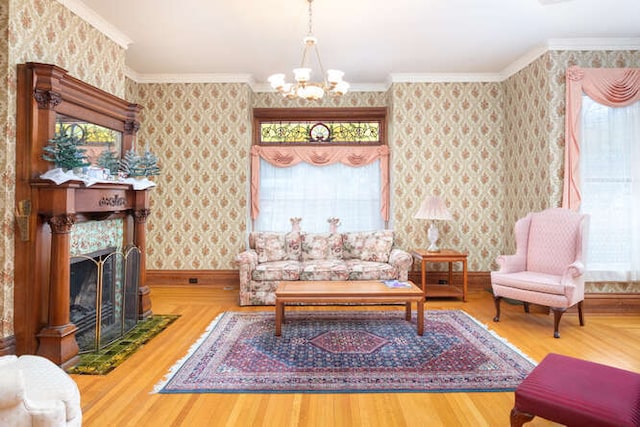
{"left": 236, "top": 230, "right": 412, "bottom": 306}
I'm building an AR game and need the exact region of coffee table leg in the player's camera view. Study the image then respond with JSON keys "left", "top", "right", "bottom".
{"left": 405, "top": 302, "right": 412, "bottom": 321}
{"left": 275, "top": 300, "right": 283, "bottom": 336}
{"left": 417, "top": 299, "right": 424, "bottom": 336}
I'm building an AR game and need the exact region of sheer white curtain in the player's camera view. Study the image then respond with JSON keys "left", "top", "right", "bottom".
{"left": 580, "top": 95, "right": 640, "bottom": 281}
{"left": 255, "top": 159, "right": 384, "bottom": 232}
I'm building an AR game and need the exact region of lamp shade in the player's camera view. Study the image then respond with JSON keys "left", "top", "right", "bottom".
{"left": 414, "top": 196, "right": 452, "bottom": 220}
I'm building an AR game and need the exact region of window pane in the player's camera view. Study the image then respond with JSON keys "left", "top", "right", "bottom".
{"left": 260, "top": 121, "right": 380, "bottom": 144}
{"left": 580, "top": 95, "right": 640, "bottom": 280}
{"left": 256, "top": 160, "right": 383, "bottom": 232}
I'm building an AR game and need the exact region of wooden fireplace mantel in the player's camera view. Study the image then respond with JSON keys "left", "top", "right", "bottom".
{"left": 13, "top": 62, "right": 150, "bottom": 368}
{"left": 31, "top": 180, "right": 152, "bottom": 367}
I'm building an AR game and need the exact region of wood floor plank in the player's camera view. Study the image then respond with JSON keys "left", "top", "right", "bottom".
{"left": 73, "top": 284, "right": 640, "bottom": 426}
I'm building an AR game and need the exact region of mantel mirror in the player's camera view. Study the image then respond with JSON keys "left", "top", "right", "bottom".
{"left": 56, "top": 113, "right": 123, "bottom": 167}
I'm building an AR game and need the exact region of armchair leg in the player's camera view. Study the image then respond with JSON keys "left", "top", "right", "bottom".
{"left": 493, "top": 296, "right": 502, "bottom": 322}
{"left": 578, "top": 301, "right": 585, "bottom": 326}
{"left": 523, "top": 302, "right": 530, "bottom": 313}
{"left": 552, "top": 308, "right": 566, "bottom": 338}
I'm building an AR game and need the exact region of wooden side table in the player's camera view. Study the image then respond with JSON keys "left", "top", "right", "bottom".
{"left": 411, "top": 249, "right": 468, "bottom": 302}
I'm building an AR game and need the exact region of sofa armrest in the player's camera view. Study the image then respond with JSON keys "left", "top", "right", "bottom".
{"left": 236, "top": 250, "right": 258, "bottom": 289}
{"left": 495, "top": 254, "right": 526, "bottom": 273}
{"left": 388, "top": 248, "right": 413, "bottom": 281}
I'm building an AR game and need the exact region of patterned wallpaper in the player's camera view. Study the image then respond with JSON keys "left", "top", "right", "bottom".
{"left": 502, "top": 54, "right": 554, "bottom": 254}
{"left": 0, "top": 0, "right": 126, "bottom": 339}
{"left": 389, "top": 82, "right": 504, "bottom": 272}
{"left": 127, "top": 82, "right": 253, "bottom": 269}
{"left": 1, "top": 0, "right": 639, "bottom": 341}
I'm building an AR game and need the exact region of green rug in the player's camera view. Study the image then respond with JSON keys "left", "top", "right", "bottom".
{"left": 68, "top": 314, "right": 179, "bottom": 375}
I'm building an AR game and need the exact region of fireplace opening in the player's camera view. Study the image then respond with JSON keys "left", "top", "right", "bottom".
{"left": 70, "top": 246, "right": 140, "bottom": 353}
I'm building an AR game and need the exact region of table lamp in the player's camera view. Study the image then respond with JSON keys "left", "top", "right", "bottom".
{"left": 414, "top": 195, "right": 452, "bottom": 252}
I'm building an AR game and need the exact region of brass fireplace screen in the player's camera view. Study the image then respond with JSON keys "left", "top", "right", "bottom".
{"left": 70, "top": 246, "right": 140, "bottom": 353}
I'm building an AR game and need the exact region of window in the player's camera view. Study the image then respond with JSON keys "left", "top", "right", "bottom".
{"left": 251, "top": 108, "right": 389, "bottom": 232}
{"left": 580, "top": 95, "right": 640, "bottom": 281}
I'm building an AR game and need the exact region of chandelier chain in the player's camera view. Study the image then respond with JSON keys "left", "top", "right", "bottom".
{"left": 307, "top": 0, "right": 313, "bottom": 36}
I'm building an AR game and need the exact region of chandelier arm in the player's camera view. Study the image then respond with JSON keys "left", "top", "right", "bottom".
{"left": 313, "top": 44, "right": 328, "bottom": 86}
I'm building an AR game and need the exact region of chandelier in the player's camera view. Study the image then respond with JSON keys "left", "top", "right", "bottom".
{"left": 268, "top": 0, "right": 349, "bottom": 100}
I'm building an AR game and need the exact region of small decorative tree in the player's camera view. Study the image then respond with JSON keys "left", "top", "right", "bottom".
{"left": 132, "top": 149, "right": 161, "bottom": 178}
{"left": 119, "top": 147, "right": 161, "bottom": 178}
{"left": 96, "top": 146, "right": 121, "bottom": 175}
{"left": 42, "top": 134, "right": 90, "bottom": 171}
{"left": 119, "top": 149, "right": 140, "bottom": 177}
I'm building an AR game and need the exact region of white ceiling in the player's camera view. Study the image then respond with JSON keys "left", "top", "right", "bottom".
{"left": 64, "top": 0, "right": 640, "bottom": 87}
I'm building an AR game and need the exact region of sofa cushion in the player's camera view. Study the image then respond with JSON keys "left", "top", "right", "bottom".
{"left": 254, "top": 232, "right": 287, "bottom": 263}
{"left": 342, "top": 232, "right": 366, "bottom": 260}
{"left": 345, "top": 260, "right": 397, "bottom": 280}
{"left": 300, "top": 260, "right": 349, "bottom": 281}
{"left": 252, "top": 260, "right": 301, "bottom": 281}
{"left": 301, "top": 233, "right": 343, "bottom": 261}
{"left": 360, "top": 230, "right": 394, "bottom": 262}
{"left": 285, "top": 231, "right": 302, "bottom": 261}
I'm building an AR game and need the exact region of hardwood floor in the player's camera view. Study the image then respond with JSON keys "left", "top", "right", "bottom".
{"left": 73, "top": 285, "right": 640, "bottom": 426}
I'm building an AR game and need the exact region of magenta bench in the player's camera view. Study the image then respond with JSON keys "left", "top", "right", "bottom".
{"left": 511, "top": 353, "right": 640, "bottom": 427}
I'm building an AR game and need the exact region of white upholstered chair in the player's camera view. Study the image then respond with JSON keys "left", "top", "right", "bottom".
{"left": 491, "top": 208, "right": 589, "bottom": 338}
{"left": 0, "top": 355, "right": 82, "bottom": 426}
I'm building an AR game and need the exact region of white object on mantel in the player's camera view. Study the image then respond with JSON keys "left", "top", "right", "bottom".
{"left": 40, "top": 168, "right": 156, "bottom": 190}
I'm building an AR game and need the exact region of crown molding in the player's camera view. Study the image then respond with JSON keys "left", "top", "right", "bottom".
{"left": 125, "top": 68, "right": 254, "bottom": 86}
{"left": 389, "top": 73, "right": 503, "bottom": 83}
{"left": 55, "top": 0, "right": 132, "bottom": 49}
{"left": 498, "top": 44, "right": 549, "bottom": 80}
{"left": 547, "top": 37, "right": 640, "bottom": 50}
{"left": 251, "top": 82, "right": 389, "bottom": 93}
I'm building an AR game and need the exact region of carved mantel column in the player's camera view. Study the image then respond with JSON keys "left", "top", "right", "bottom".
{"left": 134, "top": 192, "right": 152, "bottom": 319}
{"left": 37, "top": 213, "right": 79, "bottom": 368}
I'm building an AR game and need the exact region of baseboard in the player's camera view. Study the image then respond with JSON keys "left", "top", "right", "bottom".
{"left": 0, "top": 335, "right": 17, "bottom": 355}
{"left": 147, "top": 269, "right": 238, "bottom": 288}
{"left": 583, "top": 293, "right": 640, "bottom": 314}
{"left": 147, "top": 269, "right": 639, "bottom": 314}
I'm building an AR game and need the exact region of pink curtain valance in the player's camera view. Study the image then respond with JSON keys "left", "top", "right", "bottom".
{"left": 563, "top": 66, "right": 640, "bottom": 210}
{"left": 250, "top": 145, "right": 390, "bottom": 221}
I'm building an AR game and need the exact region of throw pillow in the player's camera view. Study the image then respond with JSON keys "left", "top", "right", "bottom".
{"left": 360, "top": 230, "right": 394, "bottom": 263}
{"left": 254, "top": 232, "right": 287, "bottom": 263}
{"left": 301, "top": 233, "right": 343, "bottom": 260}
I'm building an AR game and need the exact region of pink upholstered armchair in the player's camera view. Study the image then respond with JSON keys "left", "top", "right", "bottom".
{"left": 491, "top": 208, "right": 589, "bottom": 338}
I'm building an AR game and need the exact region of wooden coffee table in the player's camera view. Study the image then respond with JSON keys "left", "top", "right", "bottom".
{"left": 274, "top": 280, "right": 425, "bottom": 336}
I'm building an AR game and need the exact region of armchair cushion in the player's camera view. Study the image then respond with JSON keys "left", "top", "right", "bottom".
{"left": 491, "top": 271, "right": 565, "bottom": 295}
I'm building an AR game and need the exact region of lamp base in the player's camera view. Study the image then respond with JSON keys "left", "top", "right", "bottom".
{"left": 427, "top": 223, "right": 441, "bottom": 252}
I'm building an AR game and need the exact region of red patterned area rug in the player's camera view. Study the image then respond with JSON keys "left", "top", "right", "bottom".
{"left": 153, "top": 310, "right": 536, "bottom": 394}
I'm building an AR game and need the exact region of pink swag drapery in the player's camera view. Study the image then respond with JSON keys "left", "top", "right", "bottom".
{"left": 250, "top": 145, "right": 390, "bottom": 221}
{"left": 563, "top": 66, "right": 640, "bottom": 210}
